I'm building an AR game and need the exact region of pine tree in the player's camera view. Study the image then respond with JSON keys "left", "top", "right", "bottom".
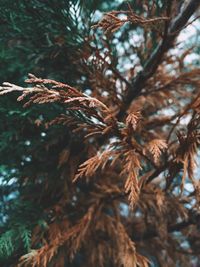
{"left": 0, "top": 1, "right": 200, "bottom": 266}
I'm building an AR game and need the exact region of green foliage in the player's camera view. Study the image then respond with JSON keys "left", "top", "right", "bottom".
{"left": 0, "top": 229, "right": 16, "bottom": 258}
{"left": 0, "top": 226, "right": 31, "bottom": 259}
{"left": 0, "top": 197, "right": 46, "bottom": 264}
{"left": 0, "top": 1, "right": 123, "bottom": 265}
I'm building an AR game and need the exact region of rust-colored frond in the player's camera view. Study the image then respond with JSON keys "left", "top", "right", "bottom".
{"left": 175, "top": 115, "right": 200, "bottom": 191}
{"left": 122, "top": 150, "right": 141, "bottom": 208}
{"left": 93, "top": 9, "right": 168, "bottom": 33}
{"left": 74, "top": 150, "right": 119, "bottom": 181}
{"left": 126, "top": 111, "right": 141, "bottom": 130}
{"left": 145, "top": 139, "right": 167, "bottom": 163}
{"left": 117, "top": 222, "right": 150, "bottom": 267}
{"left": 93, "top": 12, "right": 126, "bottom": 33}
{"left": 18, "top": 206, "right": 95, "bottom": 267}
{"left": 0, "top": 74, "right": 109, "bottom": 118}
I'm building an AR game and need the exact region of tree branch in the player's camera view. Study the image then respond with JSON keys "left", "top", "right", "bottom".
{"left": 119, "top": 0, "right": 200, "bottom": 118}
{"left": 133, "top": 211, "right": 200, "bottom": 241}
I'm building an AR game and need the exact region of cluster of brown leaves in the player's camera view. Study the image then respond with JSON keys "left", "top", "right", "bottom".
{"left": 1, "top": 65, "right": 200, "bottom": 267}
{"left": 93, "top": 9, "right": 168, "bottom": 34}
{"left": 18, "top": 205, "right": 95, "bottom": 267}
{"left": 1, "top": 1, "right": 200, "bottom": 266}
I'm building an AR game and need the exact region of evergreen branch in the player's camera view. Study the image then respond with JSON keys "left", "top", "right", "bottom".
{"left": 119, "top": 0, "right": 200, "bottom": 117}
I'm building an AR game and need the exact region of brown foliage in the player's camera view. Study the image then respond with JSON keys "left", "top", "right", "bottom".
{"left": 1, "top": 1, "right": 200, "bottom": 266}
